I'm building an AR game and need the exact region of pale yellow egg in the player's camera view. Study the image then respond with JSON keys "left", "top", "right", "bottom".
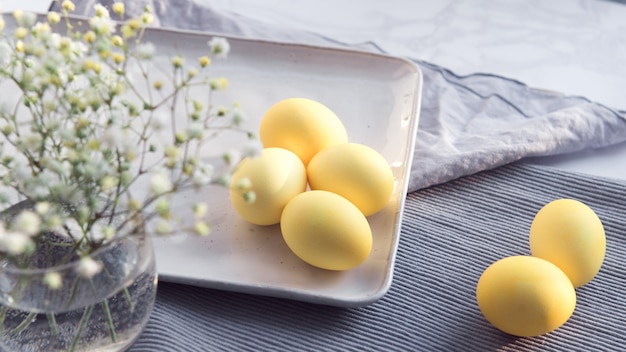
{"left": 307, "top": 143, "right": 394, "bottom": 216}
{"left": 259, "top": 98, "right": 348, "bottom": 166}
{"left": 529, "top": 198, "right": 606, "bottom": 287}
{"left": 229, "top": 147, "right": 307, "bottom": 225}
{"left": 280, "top": 190, "right": 372, "bottom": 271}
{"left": 476, "top": 256, "right": 576, "bottom": 337}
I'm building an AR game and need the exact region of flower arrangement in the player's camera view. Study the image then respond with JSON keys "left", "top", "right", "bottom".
{"left": 0, "top": 0, "right": 253, "bottom": 308}
{"left": 0, "top": 1, "right": 255, "bottom": 350}
{"left": 0, "top": 2, "right": 251, "bottom": 286}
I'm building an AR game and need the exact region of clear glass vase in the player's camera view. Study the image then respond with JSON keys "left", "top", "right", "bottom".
{"left": 0, "top": 225, "right": 158, "bottom": 351}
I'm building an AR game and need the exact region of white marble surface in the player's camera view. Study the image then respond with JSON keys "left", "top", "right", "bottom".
{"left": 206, "top": 0, "right": 626, "bottom": 181}
{"left": 206, "top": 0, "right": 626, "bottom": 111}
{"left": 0, "top": 0, "right": 49, "bottom": 12}
{"left": 3, "top": 0, "right": 626, "bottom": 180}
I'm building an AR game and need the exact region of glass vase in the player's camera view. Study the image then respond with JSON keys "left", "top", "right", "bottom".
{"left": 0, "top": 222, "right": 158, "bottom": 352}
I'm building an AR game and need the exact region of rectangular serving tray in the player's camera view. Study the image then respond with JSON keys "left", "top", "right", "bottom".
{"left": 143, "top": 25, "right": 423, "bottom": 307}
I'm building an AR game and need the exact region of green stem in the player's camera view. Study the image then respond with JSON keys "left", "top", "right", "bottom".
{"left": 68, "top": 305, "right": 93, "bottom": 352}
{"left": 46, "top": 313, "right": 58, "bottom": 335}
{"left": 123, "top": 287, "right": 134, "bottom": 313}
{"left": 101, "top": 262, "right": 134, "bottom": 313}
{"left": 64, "top": 276, "right": 81, "bottom": 310}
{"left": 0, "top": 305, "right": 8, "bottom": 334}
{"left": 87, "top": 278, "right": 117, "bottom": 344}
{"left": 100, "top": 299, "right": 117, "bottom": 343}
{"left": 10, "top": 311, "right": 36, "bottom": 335}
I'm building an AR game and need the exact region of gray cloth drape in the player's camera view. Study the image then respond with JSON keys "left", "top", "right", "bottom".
{"left": 53, "top": 0, "right": 626, "bottom": 191}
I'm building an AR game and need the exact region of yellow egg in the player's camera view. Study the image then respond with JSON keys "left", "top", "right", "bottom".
{"left": 280, "top": 190, "right": 372, "bottom": 271}
{"left": 307, "top": 143, "right": 394, "bottom": 216}
{"left": 476, "top": 256, "right": 576, "bottom": 337}
{"left": 259, "top": 98, "right": 348, "bottom": 166}
{"left": 529, "top": 198, "right": 606, "bottom": 287}
{"left": 229, "top": 147, "right": 307, "bottom": 225}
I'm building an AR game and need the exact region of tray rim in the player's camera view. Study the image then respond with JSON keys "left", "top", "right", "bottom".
{"left": 150, "top": 31, "right": 424, "bottom": 306}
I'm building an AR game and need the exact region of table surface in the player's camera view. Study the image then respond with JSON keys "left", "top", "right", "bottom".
{"left": 5, "top": 0, "right": 626, "bottom": 182}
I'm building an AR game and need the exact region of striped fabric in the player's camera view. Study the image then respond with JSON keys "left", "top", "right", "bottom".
{"left": 130, "top": 163, "right": 626, "bottom": 351}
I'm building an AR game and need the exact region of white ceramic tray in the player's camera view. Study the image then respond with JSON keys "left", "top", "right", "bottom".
{"left": 140, "top": 26, "right": 423, "bottom": 307}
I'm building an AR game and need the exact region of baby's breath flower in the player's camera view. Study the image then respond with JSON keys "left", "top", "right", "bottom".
{"left": 124, "top": 148, "right": 137, "bottom": 161}
{"left": 45, "top": 214, "right": 63, "bottom": 229}
{"left": 150, "top": 171, "right": 172, "bottom": 195}
{"left": 21, "top": 12, "right": 36, "bottom": 27}
{"left": 192, "top": 100, "right": 203, "bottom": 112}
{"left": 192, "top": 165, "right": 214, "bottom": 187}
{"left": 62, "top": 0, "right": 75, "bottom": 12}
{"left": 35, "top": 201, "right": 51, "bottom": 215}
{"left": 210, "top": 77, "right": 228, "bottom": 90}
{"left": 174, "top": 130, "right": 187, "bottom": 144}
{"left": 127, "top": 18, "right": 141, "bottom": 31}
{"left": 0, "top": 231, "right": 33, "bottom": 255}
{"left": 103, "top": 226, "right": 115, "bottom": 240}
{"left": 31, "top": 22, "right": 51, "bottom": 38}
{"left": 207, "top": 37, "right": 230, "bottom": 58}
{"left": 100, "top": 175, "right": 118, "bottom": 191}
{"left": 182, "top": 162, "right": 195, "bottom": 176}
{"left": 0, "top": 16, "right": 5, "bottom": 32}
{"left": 44, "top": 272, "right": 62, "bottom": 289}
{"left": 120, "top": 24, "right": 134, "bottom": 38}
{"left": 76, "top": 257, "right": 102, "bottom": 278}
{"left": 141, "top": 13, "right": 154, "bottom": 25}
{"left": 112, "top": 53, "right": 125, "bottom": 64}
{"left": 199, "top": 56, "right": 210, "bottom": 67}
{"left": 15, "top": 40, "right": 24, "bottom": 53}
{"left": 243, "top": 191, "right": 256, "bottom": 204}
{"left": 194, "top": 221, "right": 210, "bottom": 236}
{"left": 83, "top": 30, "right": 96, "bottom": 43}
{"left": 128, "top": 198, "right": 141, "bottom": 212}
{"left": 164, "top": 145, "right": 179, "bottom": 159}
{"left": 82, "top": 58, "right": 97, "bottom": 71}
{"left": 47, "top": 11, "right": 61, "bottom": 25}
{"left": 112, "top": 2, "right": 125, "bottom": 16}
{"left": 111, "top": 35, "right": 124, "bottom": 47}
{"left": 89, "top": 16, "right": 116, "bottom": 35}
{"left": 186, "top": 122, "right": 204, "bottom": 139}
{"left": 94, "top": 4, "right": 110, "bottom": 18}
{"left": 193, "top": 203, "right": 209, "bottom": 218}
{"left": 171, "top": 55, "right": 184, "bottom": 68}
{"left": 13, "top": 211, "right": 41, "bottom": 236}
{"left": 19, "top": 133, "right": 43, "bottom": 152}
{"left": 155, "top": 220, "right": 171, "bottom": 235}
{"left": 12, "top": 10, "right": 23, "bottom": 22}
{"left": 217, "top": 106, "right": 228, "bottom": 116}
{"left": 155, "top": 199, "right": 170, "bottom": 219}
{"left": 14, "top": 27, "right": 29, "bottom": 39}
{"left": 230, "top": 107, "right": 246, "bottom": 126}
{"left": 235, "top": 177, "right": 252, "bottom": 190}
{"left": 153, "top": 80, "right": 163, "bottom": 90}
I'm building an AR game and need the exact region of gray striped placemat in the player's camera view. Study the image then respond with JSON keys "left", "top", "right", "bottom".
{"left": 130, "top": 163, "right": 626, "bottom": 351}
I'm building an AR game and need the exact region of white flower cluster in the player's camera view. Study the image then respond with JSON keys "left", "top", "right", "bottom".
{"left": 0, "top": 2, "right": 252, "bottom": 284}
